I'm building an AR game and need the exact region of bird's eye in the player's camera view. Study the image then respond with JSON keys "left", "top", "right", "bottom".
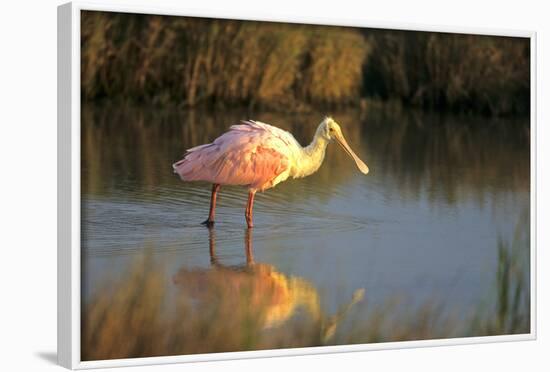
{"left": 329, "top": 128, "right": 334, "bottom": 132}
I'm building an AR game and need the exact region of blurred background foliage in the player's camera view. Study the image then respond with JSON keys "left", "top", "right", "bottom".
{"left": 81, "top": 11, "right": 530, "bottom": 116}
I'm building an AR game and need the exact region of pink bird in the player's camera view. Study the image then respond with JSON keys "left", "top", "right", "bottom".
{"left": 173, "top": 117, "right": 369, "bottom": 228}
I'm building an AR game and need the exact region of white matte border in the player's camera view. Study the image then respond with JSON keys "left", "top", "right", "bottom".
{"left": 57, "top": 1, "right": 537, "bottom": 369}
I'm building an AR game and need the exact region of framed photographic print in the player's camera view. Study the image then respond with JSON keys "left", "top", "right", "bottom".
{"left": 58, "top": 1, "right": 537, "bottom": 369}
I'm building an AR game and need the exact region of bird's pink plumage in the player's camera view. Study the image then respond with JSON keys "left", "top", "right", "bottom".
{"left": 173, "top": 121, "right": 291, "bottom": 191}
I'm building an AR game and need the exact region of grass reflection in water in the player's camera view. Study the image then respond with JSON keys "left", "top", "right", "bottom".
{"left": 82, "top": 229, "right": 365, "bottom": 360}
{"left": 82, "top": 218, "right": 529, "bottom": 361}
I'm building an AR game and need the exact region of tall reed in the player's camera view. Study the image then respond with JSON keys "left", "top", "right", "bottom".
{"left": 81, "top": 11, "right": 530, "bottom": 116}
{"left": 362, "top": 30, "right": 530, "bottom": 115}
{"left": 81, "top": 11, "right": 368, "bottom": 109}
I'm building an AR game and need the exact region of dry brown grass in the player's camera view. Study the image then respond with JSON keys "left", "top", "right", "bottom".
{"left": 363, "top": 30, "right": 530, "bottom": 116}
{"left": 81, "top": 11, "right": 368, "bottom": 110}
{"left": 81, "top": 11, "right": 529, "bottom": 116}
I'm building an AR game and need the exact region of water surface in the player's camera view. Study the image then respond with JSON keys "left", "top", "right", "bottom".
{"left": 81, "top": 104, "right": 530, "bottom": 360}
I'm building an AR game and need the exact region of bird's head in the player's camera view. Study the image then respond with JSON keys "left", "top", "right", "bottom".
{"left": 319, "top": 117, "right": 369, "bottom": 175}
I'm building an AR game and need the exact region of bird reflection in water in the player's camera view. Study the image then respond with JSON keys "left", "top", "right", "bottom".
{"left": 173, "top": 229, "right": 365, "bottom": 342}
{"left": 82, "top": 231, "right": 366, "bottom": 361}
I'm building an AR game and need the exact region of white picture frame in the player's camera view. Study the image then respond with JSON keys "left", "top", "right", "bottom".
{"left": 58, "top": 1, "right": 537, "bottom": 369}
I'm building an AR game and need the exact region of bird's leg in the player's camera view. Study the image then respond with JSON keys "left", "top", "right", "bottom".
{"left": 208, "top": 227, "right": 219, "bottom": 266}
{"left": 244, "top": 228, "right": 254, "bottom": 265}
{"left": 245, "top": 190, "right": 256, "bottom": 228}
{"left": 202, "top": 183, "right": 221, "bottom": 227}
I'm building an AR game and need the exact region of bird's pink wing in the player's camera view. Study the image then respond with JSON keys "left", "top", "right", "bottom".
{"left": 173, "top": 121, "right": 291, "bottom": 190}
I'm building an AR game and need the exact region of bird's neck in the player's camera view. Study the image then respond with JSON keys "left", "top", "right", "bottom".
{"left": 294, "top": 132, "right": 329, "bottom": 179}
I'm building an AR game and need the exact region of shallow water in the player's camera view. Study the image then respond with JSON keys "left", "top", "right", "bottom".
{"left": 81, "top": 104, "right": 530, "bottom": 359}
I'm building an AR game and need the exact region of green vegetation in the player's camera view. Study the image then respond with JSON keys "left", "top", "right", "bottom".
{"left": 81, "top": 11, "right": 530, "bottom": 116}
{"left": 470, "top": 212, "right": 530, "bottom": 335}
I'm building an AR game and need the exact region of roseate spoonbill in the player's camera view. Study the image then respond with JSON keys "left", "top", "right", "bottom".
{"left": 173, "top": 117, "right": 369, "bottom": 228}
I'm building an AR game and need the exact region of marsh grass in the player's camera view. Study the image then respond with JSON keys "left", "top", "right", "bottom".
{"left": 81, "top": 11, "right": 529, "bottom": 116}
{"left": 362, "top": 30, "right": 530, "bottom": 116}
{"left": 469, "top": 212, "right": 530, "bottom": 336}
{"left": 81, "top": 11, "right": 368, "bottom": 110}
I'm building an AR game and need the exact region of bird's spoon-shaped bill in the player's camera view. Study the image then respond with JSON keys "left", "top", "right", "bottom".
{"left": 334, "top": 132, "right": 369, "bottom": 175}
